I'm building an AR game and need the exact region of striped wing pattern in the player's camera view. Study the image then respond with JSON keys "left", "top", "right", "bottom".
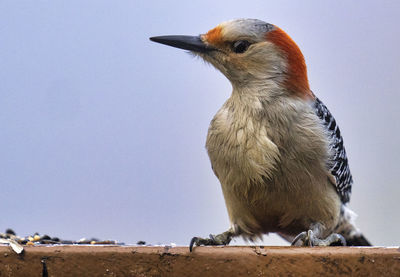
{"left": 313, "top": 97, "right": 352, "bottom": 203}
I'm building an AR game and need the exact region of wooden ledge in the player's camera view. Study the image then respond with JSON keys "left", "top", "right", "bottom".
{"left": 1, "top": 245, "right": 399, "bottom": 276}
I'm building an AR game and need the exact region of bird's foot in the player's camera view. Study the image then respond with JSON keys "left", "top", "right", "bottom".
{"left": 291, "top": 230, "right": 346, "bottom": 246}
{"left": 189, "top": 229, "right": 233, "bottom": 252}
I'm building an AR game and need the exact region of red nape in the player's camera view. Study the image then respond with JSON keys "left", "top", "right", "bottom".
{"left": 267, "top": 28, "right": 313, "bottom": 99}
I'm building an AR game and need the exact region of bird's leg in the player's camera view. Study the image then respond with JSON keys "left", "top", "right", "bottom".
{"left": 189, "top": 228, "right": 235, "bottom": 252}
{"left": 291, "top": 223, "right": 346, "bottom": 246}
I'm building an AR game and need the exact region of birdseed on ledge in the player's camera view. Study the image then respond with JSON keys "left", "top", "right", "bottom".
{"left": 0, "top": 229, "right": 124, "bottom": 246}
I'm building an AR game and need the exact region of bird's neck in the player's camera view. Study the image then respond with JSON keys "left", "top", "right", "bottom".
{"left": 231, "top": 79, "right": 287, "bottom": 104}
{"left": 228, "top": 81, "right": 314, "bottom": 121}
{"left": 231, "top": 73, "right": 314, "bottom": 106}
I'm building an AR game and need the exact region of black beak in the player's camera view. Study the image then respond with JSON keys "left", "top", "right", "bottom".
{"left": 149, "top": 35, "right": 215, "bottom": 53}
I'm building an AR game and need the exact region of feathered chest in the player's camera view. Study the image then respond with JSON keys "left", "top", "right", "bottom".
{"left": 205, "top": 96, "right": 331, "bottom": 187}
{"left": 205, "top": 101, "right": 280, "bottom": 185}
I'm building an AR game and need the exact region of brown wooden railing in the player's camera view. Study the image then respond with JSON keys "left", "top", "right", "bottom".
{"left": 1, "top": 245, "right": 399, "bottom": 276}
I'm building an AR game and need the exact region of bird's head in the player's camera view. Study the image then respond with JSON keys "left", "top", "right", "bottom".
{"left": 150, "top": 19, "right": 311, "bottom": 98}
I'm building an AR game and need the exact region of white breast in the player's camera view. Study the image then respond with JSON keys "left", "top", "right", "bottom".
{"left": 206, "top": 93, "right": 340, "bottom": 238}
{"left": 206, "top": 98, "right": 279, "bottom": 187}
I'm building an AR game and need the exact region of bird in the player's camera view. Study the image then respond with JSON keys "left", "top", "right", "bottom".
{"left": 150, "top": 19, "right": 371, "bottom": 250}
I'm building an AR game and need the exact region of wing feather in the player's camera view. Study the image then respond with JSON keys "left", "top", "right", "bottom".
{"left": 313, "top": 97, "right": 352, "bottom": 203}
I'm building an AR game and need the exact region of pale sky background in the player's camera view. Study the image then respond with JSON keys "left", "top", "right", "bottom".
{"left": 1, "top": 0, "right": 399, "bottom": 246}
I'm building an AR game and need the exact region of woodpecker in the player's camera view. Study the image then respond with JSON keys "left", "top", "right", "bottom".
{"left": 150, "top": 19, "right": 371, "bottom": 250}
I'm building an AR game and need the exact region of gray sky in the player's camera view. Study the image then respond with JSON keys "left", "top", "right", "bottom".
{"left": 1, "top": 0, "right": 399, "bottom": 246}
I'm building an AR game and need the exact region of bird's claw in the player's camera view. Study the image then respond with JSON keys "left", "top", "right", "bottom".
{"left": 292, "top": 230, "right": 346, "bottom": 246}
{"left": 189, "top": 230, "right": 233, "bottom": 252}
{"left": 292, "top": 230, "right": 313, "bottom": 246}
{"left": 189, "top": 236, "right": 211, "bottom": 252}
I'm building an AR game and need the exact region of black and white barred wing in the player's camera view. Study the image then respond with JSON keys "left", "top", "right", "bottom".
{"left": 313, "top": 97, "right": 353, "bottom": 203}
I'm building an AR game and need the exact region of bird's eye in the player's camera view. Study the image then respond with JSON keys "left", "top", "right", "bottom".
{"left": 232, "top": 40, "right": 251, "bottom": 53}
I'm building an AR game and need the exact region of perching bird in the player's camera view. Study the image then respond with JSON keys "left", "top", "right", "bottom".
{"left": 150, "top": 19, "right": 371, "bottom": 250}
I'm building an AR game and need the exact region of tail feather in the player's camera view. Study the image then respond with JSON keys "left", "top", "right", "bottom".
{"left": 336, "top": 205, "right": 372, "bottom": 246}
{"left": 345, "top": 234, "right": 372, "bottom": 246}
